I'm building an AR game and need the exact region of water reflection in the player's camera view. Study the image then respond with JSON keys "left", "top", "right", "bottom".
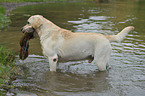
{"left": 41, "top": 71, "right": 109, "bottom": 93}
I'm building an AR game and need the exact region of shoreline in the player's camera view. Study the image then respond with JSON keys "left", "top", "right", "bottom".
{"left": 0, "top": 1, "right": 82, "bottom": 16}
{"left": 0, "top": 2, "right": 54, "bottom": 15}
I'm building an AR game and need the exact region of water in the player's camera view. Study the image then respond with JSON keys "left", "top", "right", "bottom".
{"left": 0, "top": 0, "right": 145, "bottom": 96}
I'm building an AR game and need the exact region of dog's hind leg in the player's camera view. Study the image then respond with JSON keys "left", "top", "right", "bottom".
{"left": 48, "top": 54, "right": 58, "bottom": 72}
{"left": 94, "top": 43, "right": 112, "bottom": 71}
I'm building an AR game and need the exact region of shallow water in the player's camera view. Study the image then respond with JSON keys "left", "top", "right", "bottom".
{"left": 0, "top": 0, "right": 145, "bottom": 96}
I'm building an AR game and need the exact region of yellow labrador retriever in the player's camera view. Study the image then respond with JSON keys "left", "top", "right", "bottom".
{"left": 21, "top": 15, "right": 134, "bottom": 72}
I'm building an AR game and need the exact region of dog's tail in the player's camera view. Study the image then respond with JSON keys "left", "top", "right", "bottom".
{"left": 105, "top": 26, "right": 134, "bottom": 42}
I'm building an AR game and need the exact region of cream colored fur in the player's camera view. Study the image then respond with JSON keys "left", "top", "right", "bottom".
{"left": 22, "top": 15, "right": 134, "bottom": 72}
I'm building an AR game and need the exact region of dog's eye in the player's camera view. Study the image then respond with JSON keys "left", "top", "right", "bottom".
{"left": 27, "top": 22, "right": 30, "bottom": 24}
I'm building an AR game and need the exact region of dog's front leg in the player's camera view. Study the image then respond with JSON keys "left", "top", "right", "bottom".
{"left": 48, "top": 55, "right": 58, "bottom": 72}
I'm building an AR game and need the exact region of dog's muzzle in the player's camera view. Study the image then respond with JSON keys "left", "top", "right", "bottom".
{"left": 21, "top": 27, "right": 35, "bottom": 33}
{"left": 21, "top": 27, "right": 36, "bottom": 39}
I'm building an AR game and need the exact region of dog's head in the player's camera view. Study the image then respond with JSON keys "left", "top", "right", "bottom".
{"left": 21, "top": 15, "right": 43, "bottom": 38}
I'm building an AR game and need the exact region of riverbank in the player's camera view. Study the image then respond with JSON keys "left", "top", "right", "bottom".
{"left": 0, "top": 2, "right": 50, "bottom": 15}
{"left": 0, "top": 45, "right": 16, "bottom": 85}
{"left": 0, "top": 0, "right": 81, "bottom": 16}
{"left": 0, "top": 2, "right": 21, "bottom": 96}
{"left": 0, "top": 4, "right": 16, "bottom": 89}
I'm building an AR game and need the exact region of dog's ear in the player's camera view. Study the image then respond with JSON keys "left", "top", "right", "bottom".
{"left": 31, "top": 16, "right": 42, "bottom": 29}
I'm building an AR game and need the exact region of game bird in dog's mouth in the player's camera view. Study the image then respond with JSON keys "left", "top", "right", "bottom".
{"left": 21, "top": 15, "right": 134, "bottom": 72}
{"left": 19, "top": 27, "right": 35, "bottom": 60}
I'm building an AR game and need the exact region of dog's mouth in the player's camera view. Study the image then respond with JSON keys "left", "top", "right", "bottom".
{"left": 21, "top": 27, "right": 36, "bottom": 39}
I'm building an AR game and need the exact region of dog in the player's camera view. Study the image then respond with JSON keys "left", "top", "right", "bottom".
{"left": 21, "top": 15, "right": 134, "bottom": 72}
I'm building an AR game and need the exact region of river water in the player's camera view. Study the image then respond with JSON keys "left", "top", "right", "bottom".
{"left": 0, "top": 0, "right": 145, "bottom": 96}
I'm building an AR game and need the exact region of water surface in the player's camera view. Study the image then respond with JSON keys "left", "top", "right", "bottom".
{"left": 0, "top": 0, "right": 145, "bottom": 96}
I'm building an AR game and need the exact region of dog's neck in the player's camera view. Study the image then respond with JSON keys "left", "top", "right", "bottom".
{"left": 37, "top": 19, "right": 61, "bottom": 42}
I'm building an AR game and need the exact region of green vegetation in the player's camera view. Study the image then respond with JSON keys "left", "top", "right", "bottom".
{"left": 0, "top": 6, "right": 15, "bottom": 85}
{"left": 0, "top": 45, "right": 16, "bottom": 84}
{"left": 0, "top": 6, "right": 11, "bottom": 29}
{"left": 0, "top": 45, "right": 17, "bottom": 96}
{"left": 0, "top": 6, "right": 18, "bottom": 96}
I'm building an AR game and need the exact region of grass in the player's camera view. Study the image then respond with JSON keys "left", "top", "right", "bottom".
{"left": 0, "top": 6, "right": 14, "bottom": 85}
{"left": 0, "top": 45, "right": 17, "bottom": 96}
{"left": 0, "top": 7, "right": 18, "bottom": 95}
{"left": 0, "top": 6, "right": 11, "bottom": 29}
{"left": 0, "top": 45, "right": 16, "bottom": 85}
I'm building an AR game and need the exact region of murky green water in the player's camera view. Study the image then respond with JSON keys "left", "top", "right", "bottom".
{"left": 0, "top": 0, "right": 145, "bottom": 96}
